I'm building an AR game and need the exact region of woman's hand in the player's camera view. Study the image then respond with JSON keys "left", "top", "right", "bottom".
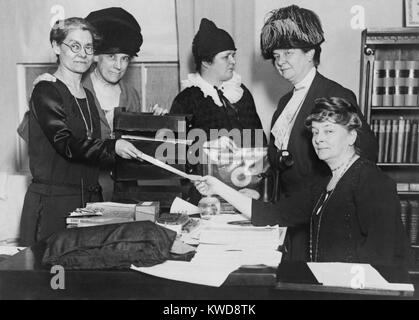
{"left": 194, "top": 175, "right": 222, "bottom": 196}
{"left": 33, "top": 73, "right": 56, "bottom": 87}
{"left": 115, "top": 139, "right": 143, "bottom": 159}
{"left": 151, "top": 104, "right": 168, "bottom": 116}
{"left": 204, "top": 136, "right": 237, "bottom": 152}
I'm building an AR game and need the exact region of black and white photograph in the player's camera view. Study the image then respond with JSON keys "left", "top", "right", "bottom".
{"left": 0, "top": 0, "right": 418, "bottom": 305}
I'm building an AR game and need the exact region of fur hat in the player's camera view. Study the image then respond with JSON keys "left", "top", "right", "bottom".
{"left": 260, "top": 5, "right": 324, "bottom": 59}
{"left": 192, "top": 18, "right": 236, "bottom": 60}
{"left": 86, "top": 7, "right": 143, "bottom": 57}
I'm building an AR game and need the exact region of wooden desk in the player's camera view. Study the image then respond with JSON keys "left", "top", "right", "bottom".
{"left": 0, "top": 243, "right": 416, "bottom": 300}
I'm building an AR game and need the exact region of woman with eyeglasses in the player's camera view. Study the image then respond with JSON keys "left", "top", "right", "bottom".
{"left": 19, "top": 17, "right": 143, "bottom": 246}
{"left": 258, "top": 6, "right": 378, "bottom": 262}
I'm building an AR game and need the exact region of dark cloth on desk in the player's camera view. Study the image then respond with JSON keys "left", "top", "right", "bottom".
{"left": 252, "top": 158, "right": 409, "bottom": 266}
{"left": 42, "top": 221, "right": 176, "bottom": 269}
{"left": 20, "top": 80, "right": 116, "bottom": 246}
{"left": 266, "top": 72, "right": 378, "bottom": 262}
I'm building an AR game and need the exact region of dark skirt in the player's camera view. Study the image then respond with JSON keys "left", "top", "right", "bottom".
{"left": 19, "top": 182, "right": 102, "bottom": 246}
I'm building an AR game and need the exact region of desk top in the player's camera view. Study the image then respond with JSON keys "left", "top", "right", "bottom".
{"left": 0, "top": 243, "right": 416, "bottom": 300}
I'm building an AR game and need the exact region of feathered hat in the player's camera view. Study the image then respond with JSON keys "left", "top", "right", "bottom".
{"left": 260, "top": 5, "right": 324, "bottom": 60}
{"left": 192, "top": 18, "right": 236, "bottom": 59}
{"left": 85, "top": 7, "right": 143, "bottom": 57}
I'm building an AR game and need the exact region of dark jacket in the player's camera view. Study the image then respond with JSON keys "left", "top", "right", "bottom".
{"left": 266, "top": 72, "right": 379, "bottom": 262}
{"left": 20, "top": 80, "right": 116, "bottom": 246}
{"left": 252, "top": 158, "right": 408, "bottom": 266}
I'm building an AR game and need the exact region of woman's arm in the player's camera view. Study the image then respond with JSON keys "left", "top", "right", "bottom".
{"left": 31, "top": 82, "right": 141, "bottom": 164}
{"left": 195, "top": 176, "right": 253, "bottom": 218}
{"left": 195, "top": 176, "right": 313, "bottom": 226}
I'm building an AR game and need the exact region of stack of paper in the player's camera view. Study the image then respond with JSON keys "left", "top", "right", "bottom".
{"left": 131, "top": 210, "right": 286, "bottom": 287}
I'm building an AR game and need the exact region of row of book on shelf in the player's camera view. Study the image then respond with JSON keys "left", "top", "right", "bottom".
{"left": 371, "top": 117, "right": 419, "bottom": 163}
{"left": 401, "top": 200, "right": 419, "bottom": 245}
{"left": 372, "top": 60, "right": 419, "bottom": 107}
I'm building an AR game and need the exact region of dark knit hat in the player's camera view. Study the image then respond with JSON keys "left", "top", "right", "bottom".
{"left": 192, "top": 18, "right": 236, "bottom": 60}
{"left": 85, "top": 7, "right": 143, "bottom": 57}
{"left": 260, "top": 5, "right": 324, "bottom": 59}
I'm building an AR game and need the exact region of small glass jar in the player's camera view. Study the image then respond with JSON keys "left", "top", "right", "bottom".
{"left": 198, "top": 196, "right": 221, "bottom": 220}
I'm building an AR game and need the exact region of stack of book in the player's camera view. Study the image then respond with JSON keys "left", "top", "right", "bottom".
{"left": 400, "top": 200, "right": 419, "bottom": 245}
{"left": 372, "top": 60, "right": 419, "bottom": 107}
{"left": 371, "top": 117, "right": 419, "bottom": 163}
{"left": 66, "top": 202, "right": 141, "bottom": 228}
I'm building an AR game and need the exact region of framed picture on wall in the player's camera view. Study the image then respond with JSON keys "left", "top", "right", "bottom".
{"left": 404, "top": 0, "right": 419, "bottom": 27}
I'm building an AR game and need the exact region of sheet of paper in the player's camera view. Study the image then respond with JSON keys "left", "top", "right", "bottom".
{"left": 132, "top": 212, "right": 286, "bottom": 287}
{"left": 170, "top": 197, "right": 201, "bottom": 215}
{"left": 198, "top": 224, "right": 284, "bottom": 249}
{"left": 0, "top": 246, "right": 25, "bottom": 256}
{"left": 122, "top": 134, "right": 193, "bottom": 145}
{"left": 137, "top": 153, "right": 202, "bottom": 181}
{"left": 192, "top": 244, "right": 282, "bottom": 267}
{"left": 307, "top": 262, "right": 414, "bottom": 292}
{"left": 131, "top": 260, "right": 241, "bottom": 287}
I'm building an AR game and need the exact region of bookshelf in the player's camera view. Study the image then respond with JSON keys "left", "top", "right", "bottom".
{"left": 359, "top": 28, "right": 419, "bottom": 269}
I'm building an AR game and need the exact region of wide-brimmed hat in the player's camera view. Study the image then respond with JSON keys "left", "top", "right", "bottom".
{"left": 260, "top": 5, "right": 324, "bottom": 59}
{"left": 86, "top": 7, "right": 143, "bottom": 56}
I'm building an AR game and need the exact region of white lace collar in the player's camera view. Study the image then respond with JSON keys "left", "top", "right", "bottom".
{"left": 181, "top": 72, "right": 244, "bottom": 107}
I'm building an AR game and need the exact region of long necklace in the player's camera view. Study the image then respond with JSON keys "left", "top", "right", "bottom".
{"left": 73, "top": 95, "right": 93, "bottom": 140}
{"left": 56, "top": 75, "right": 94, "bottom": 140}
{"left": 309, "top": 153, "right": 358, "bottom": 262}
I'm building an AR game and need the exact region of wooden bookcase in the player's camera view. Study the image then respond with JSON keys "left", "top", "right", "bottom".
{"left": 359, "top": 28, "right": 419, "bottom": 270}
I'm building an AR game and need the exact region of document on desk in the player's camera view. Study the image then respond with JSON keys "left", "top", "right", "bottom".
{"left": 131, "top": 260, "right": 241, "bottom": 287}
{"left": 131, "top": 213, "right": 286, "bottom": 287}
{"left": 199, "top": 221, "right": 286, "bottom": 250}
{"left": 170, "top": 197, "right": 201, "bottom": 215}
{"left": 192, "top": 244, "right": 282, "bottom": 268}
{"left": 307, "top": 262, "right": 414, "bottom": 292}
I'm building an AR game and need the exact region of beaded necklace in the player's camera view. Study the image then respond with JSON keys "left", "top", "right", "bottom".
{"left": 309, "top": 153, "right": 358, "bottom": 262}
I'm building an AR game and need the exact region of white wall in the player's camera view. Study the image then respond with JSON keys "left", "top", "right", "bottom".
{"left": 251, "top": 0, "right": 403, "bottom": 136}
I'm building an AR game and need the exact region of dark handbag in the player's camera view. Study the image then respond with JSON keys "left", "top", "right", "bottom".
{"left": 42, "top": 221, "right": 177, "bottom": 270}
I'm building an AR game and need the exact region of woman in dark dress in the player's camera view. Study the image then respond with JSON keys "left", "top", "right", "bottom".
{"left": 258, "top": 5, "right": 378, "bottom": 261}
{"left": 195, "top": 97, "right": 408, "bottom": 266}
{"left": 170, "top": 18, "right": 265, "bottom": 148}
{"left": 19, "top": 18, "right": 143, "bottom": 246}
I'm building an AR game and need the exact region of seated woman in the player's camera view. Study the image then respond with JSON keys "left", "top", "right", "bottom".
{"left": 195, "top": 97, "right": 409, "bottom": 266}
{"left": 170, "top": 18, "right": 265, "bottom": 148}
{"left": 20, "top": 17, "right": 143, "bottom": 246}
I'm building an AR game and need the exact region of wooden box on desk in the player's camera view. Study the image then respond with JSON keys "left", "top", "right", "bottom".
{"left": 135, "top": 201, "right": 160, "bottom": 222}
{"left": 113, "top": 111, "right": 193, "bottom": 180}
{"left": 112, "top": 112, "right": 194, "bottom": 208}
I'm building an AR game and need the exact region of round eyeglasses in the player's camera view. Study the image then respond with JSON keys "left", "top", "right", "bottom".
{"left": 62, "top": 41, "right": 94, "bottom": 55}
